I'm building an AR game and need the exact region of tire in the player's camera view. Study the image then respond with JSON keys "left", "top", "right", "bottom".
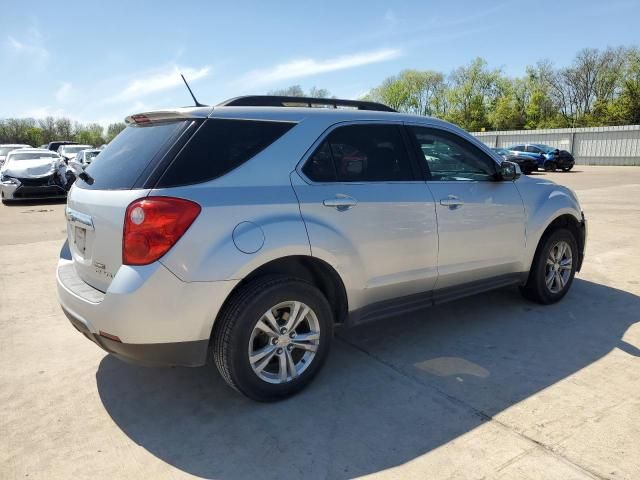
{"left": 520, "top": 228, "right": 578, "bottom": 304}
{"left": 561, "top": 165, "right": 573, "bottom": 172}
{"left": 212, "top": 275, "right": 333, "bottom": 402}
{"left": 544, "top": 161, "right": 557, "bottom": 172}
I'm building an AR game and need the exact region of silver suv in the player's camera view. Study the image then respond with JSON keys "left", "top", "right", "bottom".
{"left": 57, "top": 96, "right": 586, "bottom": 401}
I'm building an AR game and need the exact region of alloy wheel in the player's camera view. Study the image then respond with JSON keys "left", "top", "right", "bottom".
{"left": 248, "top": 301, "right": 321, "bottom": 384}
{"left": 545, "top": 240, "right": 573, "bottom": 294}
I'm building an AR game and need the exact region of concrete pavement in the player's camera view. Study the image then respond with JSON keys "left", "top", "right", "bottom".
{"left": 1, "top": 166, "right": 639, "bottom": 479}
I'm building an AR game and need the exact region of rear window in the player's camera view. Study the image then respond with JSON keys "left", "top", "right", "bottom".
{"left": 156, "top": 119, "right": 295, "bottom": 188}
{"left": 77, "top": 121, "right": 189, "bottom": 190}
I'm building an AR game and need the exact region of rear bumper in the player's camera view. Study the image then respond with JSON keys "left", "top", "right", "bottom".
{"left": 56, "top": 240, "right": 238, "bottom": 367}
{"left": 555, "top": 156, "right": 575, "bottom": 168}
{"left": 61, "top": 306, "right": 209, "bottom": 366}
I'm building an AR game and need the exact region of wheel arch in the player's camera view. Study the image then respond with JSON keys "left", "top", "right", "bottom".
{"left": 531, "top": 213, "right": 586, "bottom": 273}
{"left": 211, "top": 255, "right": 349, "bottom": 345}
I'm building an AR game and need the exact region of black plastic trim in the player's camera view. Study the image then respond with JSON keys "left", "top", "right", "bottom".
{"left": 219, "top": 95, "right": 397, "bottom": 112}
{"left": 61, "top": 306, "right": 209, "bottom": 367}
{"left": 347, "top": 273, "right": 524, "bottom": 326}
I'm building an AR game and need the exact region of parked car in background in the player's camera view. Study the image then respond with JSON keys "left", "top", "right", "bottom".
{"left": 0, "top": 148, "right": 71, "bottom": 202}
{"left": 57, "top": 144, "right": 93, "bottom": 162}
{"left": 491, "top": 148, "right": 538, "bottom": 174}
{"left": 509, "top": 144, "right": 575, "bottom": 172}
{"left": 0, "top": 144, "right": 31, "bottom": 167}
{"left": 76, "top": 149, "right": 101, "bottom": 166}
{"left": 46, "top": 140, "right": 78, "bottom": 152}
{"left": 57, "top": 95, "right": 587, "bottom": 401}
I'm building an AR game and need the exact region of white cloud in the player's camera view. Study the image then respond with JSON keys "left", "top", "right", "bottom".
{"left": 243, "top": 48, "right": 402, "bottom": 85}
{"left": 56, "top": 82, "right": 73, "bottom": 102}
{"left": 107, "top": 64, "right": 211, "bottom": 103}
{"left": 5, "top": 30, "right": 49, "bottom": 67}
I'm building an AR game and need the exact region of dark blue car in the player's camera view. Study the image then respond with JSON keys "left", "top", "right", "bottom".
{"left": 508, "top": 144, "right": 575, "bottom": 172}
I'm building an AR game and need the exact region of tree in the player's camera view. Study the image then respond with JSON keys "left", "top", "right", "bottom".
{"left": 445, "top": 58, "right": 502, "bottom": 131}
{"left": 106, "top": 122, "right": 126, "bottom": 142}
{"left": 76, "top": 123, "right": 106, "bottom": 146}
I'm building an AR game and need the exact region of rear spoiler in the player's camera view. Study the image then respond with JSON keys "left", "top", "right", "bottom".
{"left": 125, "top": 108, "right": 213, "bottom": 125}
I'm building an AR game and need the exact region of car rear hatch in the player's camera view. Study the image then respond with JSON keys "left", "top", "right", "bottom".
{"left": 65, "top": 112, "right": 204, "bottom": 292}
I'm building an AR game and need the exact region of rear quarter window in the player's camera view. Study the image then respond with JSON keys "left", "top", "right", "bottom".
{"left": 156, "top": 119, "right": 295, "bottom": 188}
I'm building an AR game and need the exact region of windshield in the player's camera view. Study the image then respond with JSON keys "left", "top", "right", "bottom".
{"left": 534, "top": 144, "right": 555, "bottom": 153}
{"left": 85, "top": 151, "right": 99, "bottom": 160}
{"left": 62, "top": 146, "right": 91, "bottom": 154}
{"left": 0, "top": 147, "right": 23, "bottom": 156}
{"left": 9, "top": 152, "right": 59, "bottom": 161}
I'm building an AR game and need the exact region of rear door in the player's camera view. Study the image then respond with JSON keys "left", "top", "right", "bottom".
{"left": 66, "top": 119, "right": 192, "bottom": 291}
{"left": 292, "top": 122, "right": 438, "bottom": 308}
{"left": 407, "top": 125, "right": 525, "bottom": 290}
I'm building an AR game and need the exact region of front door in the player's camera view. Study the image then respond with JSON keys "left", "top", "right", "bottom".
{"left": 407, "top": 125, "right": 526, "bottom": 290}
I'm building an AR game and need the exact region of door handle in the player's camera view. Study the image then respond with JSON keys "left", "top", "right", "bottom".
{"left": 440, "top": 195, "right": 464, "bottom": 208}
{"left": 323, "top": 195, "right": 358, "bottom": 211}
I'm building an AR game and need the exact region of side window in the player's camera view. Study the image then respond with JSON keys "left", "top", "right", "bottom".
{"left": 302, "top": 141, "right": 335, "bottom": 182}
{"left": 409, "top": 126, "right": 497, "bottom": 182}
{"left": 512, "top": 145, "right": 524, "bottom": 152}
{"left": 157, "top": 119, "right": 295, "bottom": 187}
{"left": 303, "top": 124, "right": 414, "bottom": 182}
{"left": 526, "top": 145, "right": 541, "bottom": 153}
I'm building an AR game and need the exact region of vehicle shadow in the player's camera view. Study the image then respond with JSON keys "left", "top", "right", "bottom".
{"left": 96, "top": 279, "right": 639, "bottom": 479}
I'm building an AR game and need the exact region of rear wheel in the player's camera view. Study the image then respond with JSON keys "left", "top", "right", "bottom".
{"left": 544, "top": 161, "right": 557, "bottom": 171}
{"left": 212, "top": 275, "right": 333, "bottom": 401}
{"left": 561, "top": 165, "right": 573, "bottom": 172}
{"left": 520, "top": 228, "right": 578, "bottom": 304}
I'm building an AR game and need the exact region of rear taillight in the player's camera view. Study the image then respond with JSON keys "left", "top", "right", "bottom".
{"left": 123, "top": 197, "right": 201, "bottom": 265}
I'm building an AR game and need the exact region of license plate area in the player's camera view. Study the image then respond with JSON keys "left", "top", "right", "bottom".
{"left": 74, "top": 226, "right": 86, "bottom": 254}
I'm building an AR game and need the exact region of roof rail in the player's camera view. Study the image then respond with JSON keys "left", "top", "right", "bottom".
{"left": 218, "top": 95, "right": 397, "bottom": 112}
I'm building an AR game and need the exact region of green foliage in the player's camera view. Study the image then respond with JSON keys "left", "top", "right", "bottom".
{"left": 106, "top": 122, "right": 126, "bottom": 143}
{"left": 363, "top": 47, "right": 640, "bottom": 131}
{"left": 267, "top": 85, "right": 333, "bottom": 98}
{"left": 0, "top": 117, "right": 109, "bottom": 146}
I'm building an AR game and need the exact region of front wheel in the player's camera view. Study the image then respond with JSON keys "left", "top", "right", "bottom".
{"left": 520, "top": 228, "right": 578, "bottom": 304}
{"left": 561, "top": 165, "right": 573, "bottom": 172}
{"left": 544, "top": 161, "right": 557, "bottom": 171}
{"left": 212, "top": 275, "right": 333, "bottom": 401}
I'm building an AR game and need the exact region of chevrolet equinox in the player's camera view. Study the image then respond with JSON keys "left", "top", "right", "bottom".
{"left": 57, "top": 96, "right": 587, "bottom": 401}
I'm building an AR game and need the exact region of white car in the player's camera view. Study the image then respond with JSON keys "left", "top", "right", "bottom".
{"left": 0, "top": 144, "right": 31, "bottom": 167}
{"left": 76, "top": 149, "right": 101, "bottom": 166}
{"left": 1, "top": 148, "right": 69, "bottom": 202}
{"left": 57, "top": 144, "right": 93, "bottom": 162}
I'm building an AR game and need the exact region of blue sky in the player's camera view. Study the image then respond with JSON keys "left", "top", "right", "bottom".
{"left": 2, "top": 0, "right": 639, "bottom": 126}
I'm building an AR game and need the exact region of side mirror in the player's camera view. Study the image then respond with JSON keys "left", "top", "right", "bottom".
{"left": 499, "top": 161, "right": 521, "bottom": 181}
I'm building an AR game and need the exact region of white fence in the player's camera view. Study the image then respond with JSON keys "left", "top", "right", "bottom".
{"left": 471, "top": 125, "right": 640, "bottom": 166}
